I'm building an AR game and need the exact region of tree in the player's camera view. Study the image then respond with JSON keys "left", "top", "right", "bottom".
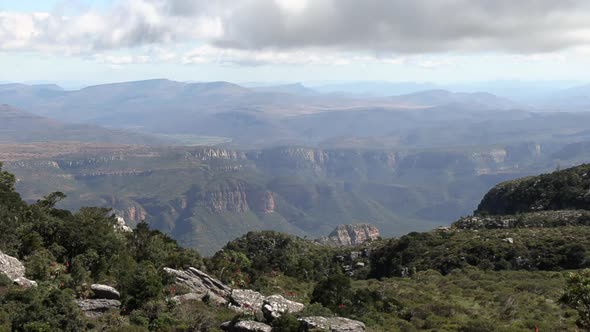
{"left": 560, "top": 269, "right": 590, "bottom": 329}
{"left": 311, "top": 270, "right": 352, "bottom": 312}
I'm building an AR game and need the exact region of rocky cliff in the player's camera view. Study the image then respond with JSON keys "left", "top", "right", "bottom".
{"left": 317, "top": 224, "right": 381, "bottom": 246}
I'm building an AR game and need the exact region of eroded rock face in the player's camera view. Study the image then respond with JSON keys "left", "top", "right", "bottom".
{"left": 220, "top": 320, "right": 272, "bottom": 332}
{"left": 262, "top": 294, "right": 305, "bottom": 321}
{"left": 163, "top": 267, "right": 231, "bottom": 306}
{"left": 76, "top": 299, "right": 121, "bottom": 318}
{"left": 0, "top": 250, "right": 37, "bottom": 287}
{"left": 299, "top": 316, "right": 366, "bottom": 332}
{"left": 318, "top": 224, "right": 380, "bottom": 246}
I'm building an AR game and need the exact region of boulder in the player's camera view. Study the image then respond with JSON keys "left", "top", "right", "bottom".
{"left": 76, "top": 299, "right": 121, "bottom": 318}
{"left": 262, "top": 294, "right": 305, "bottom": 321}
{"left": 0, "top": 250, "right": 36, "bottom": 288}
{"left": 299, "top": 316, "right": 366, "bottom": 332}
{"left": 91, "top": 284, "right": 120, "bottom": 300}
{"left": 163, "top": 267, "right": 231, "bottom": 305}
{"left": 220, "top": 320, "right": 272, "bottom": 332}
{"left": 229, "top": 289, "right": 266, "bottom": 312}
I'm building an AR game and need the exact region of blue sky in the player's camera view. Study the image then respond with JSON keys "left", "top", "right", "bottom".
{"left": 1, "top": 0, "right": 590, "bottom": 86}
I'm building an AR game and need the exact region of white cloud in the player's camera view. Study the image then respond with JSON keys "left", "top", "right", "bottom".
{"left": 2, "top": 0, "right": 590, "bottom": 66}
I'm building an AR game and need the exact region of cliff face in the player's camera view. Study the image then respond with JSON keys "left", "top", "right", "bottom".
{"left": 318, "top": 224, "right": 381, "bottom": 246}
{"left": 201, "top": 183, "right": 275, "bottom": 214}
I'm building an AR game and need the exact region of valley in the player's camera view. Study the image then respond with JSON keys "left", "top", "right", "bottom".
{"left": 4, "top": 141, "right": 590, "bottom": 255}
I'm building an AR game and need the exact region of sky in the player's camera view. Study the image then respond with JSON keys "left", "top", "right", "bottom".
{"left": 1, "top": 0, "right": 590, "bottom": 85}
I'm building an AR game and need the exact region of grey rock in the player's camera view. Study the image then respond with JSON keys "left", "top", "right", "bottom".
{"left": 229, "top": 289, "right": 266, "bottom": 312}
{"left": 0, "top": 250, "right": 36, "bottom": 288}
{"left": 220, "top": 320, "right": 272, "bottom": 332}
{"left": 299, "top": 316, "right": 366, "bottom": 332}
{"left": 261, "top": 294, "right": 305, "bottom": 321}
{"left": 317, "top": 224, "right": 380, "bottom": 246}
{"left": 114, "top": 216, "right": 132, "bottom": 232}
{"left": 163, "top": 267, "right": 231, "bottom": 306}
{"left": 76, "top": 299, "right": 121, "bottom": 318}
{"left": 91, "top": 284, "right": 120, "bottom": 300}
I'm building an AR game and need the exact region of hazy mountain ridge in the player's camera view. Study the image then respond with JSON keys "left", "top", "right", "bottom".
{"left": 0, "top": 104, "right": 176, "bottom": 145}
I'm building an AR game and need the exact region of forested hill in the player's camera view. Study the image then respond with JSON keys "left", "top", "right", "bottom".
{"left": 476, "top": 163, "right": 590, "bottom": 215}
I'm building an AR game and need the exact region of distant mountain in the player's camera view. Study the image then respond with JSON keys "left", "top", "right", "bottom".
{"left": 390, "top": 89, "right": 519, "bottom": 110}
{"left": 4, "top": 79, "right": 590, "bottom": 149}
{"left": 542, "top": 84, "right": 590, "bottom": 111}
{"left": 310, "top": 81, "right": 438, "bottom": 96}
{"left": 0, "top": 104, "right": 175, "bottom": 145}
{"left": 252, "top": 83, "right": 318, "bottom": 96}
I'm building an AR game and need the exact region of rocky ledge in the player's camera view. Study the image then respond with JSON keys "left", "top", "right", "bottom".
{"left": 317, "top": 224, "right": 380, "bottom": 246}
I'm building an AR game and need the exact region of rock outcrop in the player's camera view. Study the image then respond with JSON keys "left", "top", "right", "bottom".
{"left": 165, "top": 267, "right": 308, "bottom": 323}
{"left": 299, "top": 316, "right": 366, "bottom": 332}
{"left": 76, "top": 299, "right": 121, "bottom": 318}
{"left": 91, "top": 284, "right": 121, "bottom": 300}
{"left": 262, "top": 294, "right": 305, "bottom": 321}
{"left": 0, "top": 250, "right": 37, "bottom": 287}
{"left": 114, "top": 216, "right": 132, "bottom": 232}
{"left": 317, "top": 224, "right": 380, "bottom": 246}
{"left": 164, "top": 267, "right": 231, "bottom": 306}
{"left": 220, "top": 320, "right": 272, "bottom": 332}
{"left": 229, "top": 289, "right": 266, "bottom": 312}
{"left": 76, "top": 283, "right": 122, "bottom": 318}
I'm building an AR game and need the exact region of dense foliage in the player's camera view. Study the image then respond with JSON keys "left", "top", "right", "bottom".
{"left": 370, "top": 227, "right": 590, "bottom": 278}
{"left": 207, "top": 231, "right": 340, "bottom": 287}
{"left": 0, "top": 163, "right": 219, "bottom": 331}
{"left": 477, "top": 163, "right": 590, "bottom": 215}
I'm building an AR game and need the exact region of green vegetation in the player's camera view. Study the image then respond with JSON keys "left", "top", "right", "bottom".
{"left": 477, "top": 163, "right": 590, "bottom": 215}
{"left": 2, "top": 161, "right": 590, "bottom": 331}
{"left": 370, "top": 227, "right": 590, "bottom": 278}
{"left": 0, "top": 162, "right": 235, "bottom": 331}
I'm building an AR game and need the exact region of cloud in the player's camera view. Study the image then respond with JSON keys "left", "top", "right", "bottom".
{"left": 215, "top": 0, "right": 590, "bottom": 54}
{"left": 2, "top": 0, "right": 590, "bottom": 62}
{"left": 0, "top": 0, "right": 223, "bottom": 54}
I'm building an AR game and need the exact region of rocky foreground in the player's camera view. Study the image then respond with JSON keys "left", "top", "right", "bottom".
{"left": 163, "top": 266, "right": 366, "bottom": 332}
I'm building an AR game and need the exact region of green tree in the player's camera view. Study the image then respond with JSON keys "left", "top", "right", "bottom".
{"left": 561, "top": 269, "right": 590, "bottom": 328}
{"left": 311, "top": 271, "right": 352, "bottom": 312}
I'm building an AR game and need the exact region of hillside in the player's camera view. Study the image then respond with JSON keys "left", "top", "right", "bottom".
{"left": 476, "top": 163, "right": 590, "bottom": 215}
{"left": 0, "top": 105, "right": 175, "bottom": 145}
